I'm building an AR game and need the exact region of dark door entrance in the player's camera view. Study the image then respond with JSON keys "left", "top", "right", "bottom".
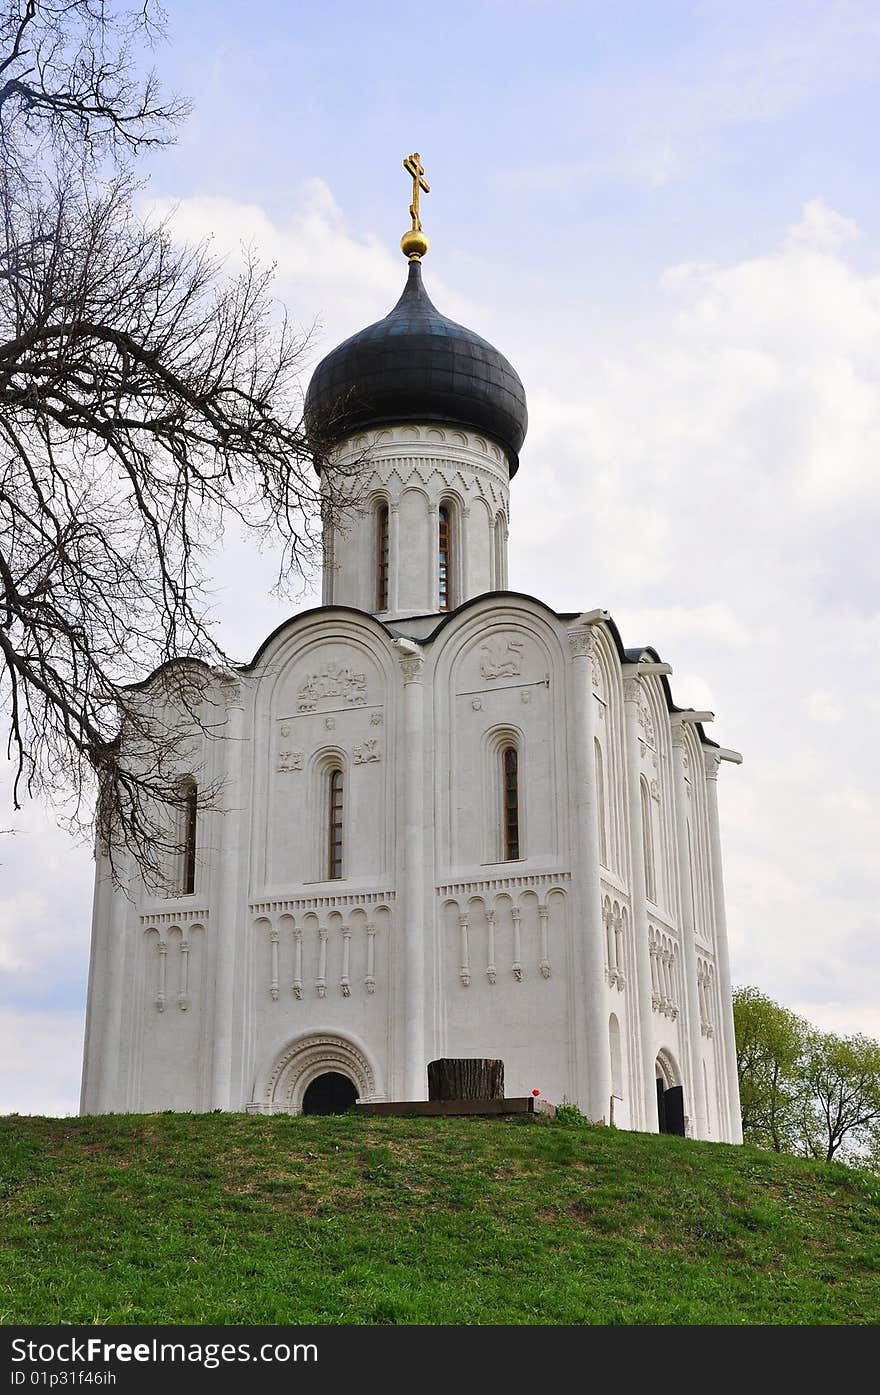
{"left": 302, "top": 1071, "right": 358, "bottom": 1115}
{"left": 656, "top": 1077, "right": 686, "bottom": 1136}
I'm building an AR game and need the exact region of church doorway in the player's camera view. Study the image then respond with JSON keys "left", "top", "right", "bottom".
{"left": 655, "top": 1056, "right": 686, "bottom": 1136}
{"left": 301, "top": 1071, "right": 358, "bottom": 1115}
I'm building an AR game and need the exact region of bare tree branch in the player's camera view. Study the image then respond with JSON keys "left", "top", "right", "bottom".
{"left": 0, "top": 3, "right": 364, "bottom": 879}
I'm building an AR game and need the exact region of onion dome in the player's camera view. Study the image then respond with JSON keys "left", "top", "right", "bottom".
{"left": 305, "top": 259, "right": 528, "bottom": 476}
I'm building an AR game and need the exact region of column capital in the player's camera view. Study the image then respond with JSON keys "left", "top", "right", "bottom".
{"left": 215, "top": 666, "right": 244, "bottom": 710}
{"left": 623, "top": 674, "right": 641, "bottom": 704}
{"left": 393, "top": 638, "right": 425, "bottom": 684}
{"left": 703, "top": 747, "right": 722, "bottom": 780}
{"left": 567, "top": 627, "right": 594, "bottom": 659}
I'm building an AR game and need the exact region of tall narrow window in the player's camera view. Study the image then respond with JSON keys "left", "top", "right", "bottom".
{"left": 502, "top": 745, "right": 520, "bottom": 860}
{"left": 594, "top": 737, "right": 608, "bottom": 867}
{"left": 640, "top": 777, "right": 656, "bottom": 903}
{"left": 438, "top": 505, "right": 451, "bottom": 610}
{"left": 328, "top": 768, "right": 344, "bottom": 880}
{"left": 376, "top": 504, "right": 389, "bottom": 611}
{"left": 179, "top": 778, "right": 197, "bottom": 895}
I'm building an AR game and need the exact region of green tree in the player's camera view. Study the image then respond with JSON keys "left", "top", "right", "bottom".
{"left": 797, "top": 1031, "right": 880, "bottom": 1164}
{"left": 732, "top": 986, "right": 807, "bottom": 1152}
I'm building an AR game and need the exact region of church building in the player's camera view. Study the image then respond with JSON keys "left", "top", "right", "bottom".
{"left": 80, "top": 155, "right": 743, "bottom": 1141}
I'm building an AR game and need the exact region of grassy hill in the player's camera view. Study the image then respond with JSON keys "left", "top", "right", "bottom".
{"left": 1, "top": 1112, "right": 878, "bottom": 1325}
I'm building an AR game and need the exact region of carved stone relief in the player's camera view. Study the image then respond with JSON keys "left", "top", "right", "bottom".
{"left": 353, "top": 740, "right": 381, "bottom": 765}
{"left": 297, "top": 663, "right": 367, "bottom": 711}
{"left": 480, "top": 637, "right": 524, "bottom": 680}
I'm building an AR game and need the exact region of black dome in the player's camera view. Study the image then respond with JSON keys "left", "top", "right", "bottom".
{"left": 304, "top": 260, "right": 528, "bottom": 475}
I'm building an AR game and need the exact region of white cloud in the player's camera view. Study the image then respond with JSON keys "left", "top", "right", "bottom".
{"left": 0, "top": 1010, "right": 84, "bottom": 1116}
{"left": 788, "top": 198, "right": 860, "bottom": 251}
{"left": 140, "top": 180, "right": 478, "bottom": 367}
{"left": 791, "top": 1000, "right": 880, "bottom": 1041}
{"left": 805, "top": 689, "right": 843, "bottom": 726}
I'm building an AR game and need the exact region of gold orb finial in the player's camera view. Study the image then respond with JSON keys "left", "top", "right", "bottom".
{"left": 402, "top": 151, "right": 430, "bottom": 260}
{"left": 401, "top": 227, "right": 429, "bottom": 260}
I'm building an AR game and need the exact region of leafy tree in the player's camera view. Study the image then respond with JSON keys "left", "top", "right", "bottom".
{"left": 797, "top": 1031, "right": 880, "bottom": 1164}
{"left": 732, "top": 986, "right": 808, "bottom": 1152}
{"left": 0, "top": 3, "right": 358, "bottom": 876}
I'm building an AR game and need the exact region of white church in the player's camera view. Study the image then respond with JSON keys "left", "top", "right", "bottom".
{"left": 80, "top": 156, "right": 743, "bottom": 1142}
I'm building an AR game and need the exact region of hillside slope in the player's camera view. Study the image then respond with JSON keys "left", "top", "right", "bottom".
{"left": 1, "top": 1113, "right": 877, "bottom": 1324}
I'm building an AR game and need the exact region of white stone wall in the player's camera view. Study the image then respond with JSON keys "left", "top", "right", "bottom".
{"left": 322, "top": 425, "right": 510, "bottom": 618}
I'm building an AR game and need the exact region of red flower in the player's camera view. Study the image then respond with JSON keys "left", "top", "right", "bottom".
{"left": 532, "top": 1089, "right": 541, "bottom": 1096}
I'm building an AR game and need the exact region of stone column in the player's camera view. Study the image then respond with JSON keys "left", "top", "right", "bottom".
{"left": 389, "top": 502, "right": 400, "bottom": 614}
{"left": 622, "top": 673, "right": 659, "bottom": 1131}
{"left": 96, "top": 851, "right": 131, "bottom": 1113}
{"left": 670, "top": 722, "right": 708, "bottom": 1139}
{"left": 703, "top": 748, "right": 743, "bottom": 1143}
{"left": 395, "top": 640, "right": 427, "bottom": 1099}
{"left": 210, "top": 673, "right": 245, "bottom": 1109}
{"left": 427, "top": 502, "right": 438, "bottom": 611}
{"left": 567, "top": 626, "right": 611, "bottom": 1123}
{"left": 460, "top": 504, "right": 470, "bottom": 607}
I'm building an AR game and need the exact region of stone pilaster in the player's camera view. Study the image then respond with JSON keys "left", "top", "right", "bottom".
{"left": 96, "top": 851, "right": 131, "bottom": 1112}
{"left": 395, "top": 640, "right": 427, "bottom": 1099}
{"left": 211, "top": 672, "right": 245, "bottom": 1109}
{"left": 622, "top": 672, "right": 659, "bottom": 1131}
{"left": 671, "top": 722, "right": 708, "bottom": 1139}
{"left": 567, "top": 625, "right": 612, "bottom": 1123}
{"left": 703, "top": 748, "right": 743, "bottom": 1143}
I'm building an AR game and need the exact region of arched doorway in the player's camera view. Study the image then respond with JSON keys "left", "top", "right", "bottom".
{"left": 250, "top": 1030, "right": 382, "bottom": 1114}
{"left": 302, "top": 1071, "right": 358, "bottom": 1116}
{"left": 655, "top": 1053, "right": 686, "bottom": 1136}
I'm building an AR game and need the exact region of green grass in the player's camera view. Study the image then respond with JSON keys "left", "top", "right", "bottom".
{"left": 1, "top": 1112, "right": 878, "bottom": 1324}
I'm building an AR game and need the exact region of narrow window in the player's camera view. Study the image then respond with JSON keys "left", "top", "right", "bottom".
{"left": 179, "top": 778, "right": 197, "bottom": 895}
{"left": 594, "top": 737, "right": 608, "bottom": 867}
{"left": 502, "top": 745, "right": 519, "bottom": 860}
{"left": 376, "top": 504, "right": 389, "bottom": 611}
{"left": 328, "top": 768, "right": 344, "bottom": 880}
{"left": 641, "top": 777, "right": 655, "bottom": 903}
{"left": 438, "top": 505, "right": 451, "bottom": 610}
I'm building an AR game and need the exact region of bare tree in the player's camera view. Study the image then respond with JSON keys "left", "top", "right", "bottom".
{"left": 1, "top": 3, "right": 358, "bottom": 879}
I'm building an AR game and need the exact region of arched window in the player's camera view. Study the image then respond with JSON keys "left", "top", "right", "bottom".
{"left": 502, "top": 745, "right": 520, "bottom": 860}
{"left": 438, "top": 504, "right": 451, "bottom": 610}
{"left": 594, "top": 737, "right": 608, "bottom": 867}
{"left": 178, "top": 777, "right": 197, "bottom": 896}
{"left": 640, "top": 777, "right": 656, "bottom": 903}
{"left": 328, "top": 768, "right": 344, "bottom": 880}
{"left": 376, "top": 503, "right": 389, "bottom": 611}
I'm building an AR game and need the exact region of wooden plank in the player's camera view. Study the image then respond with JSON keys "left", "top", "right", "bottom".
{"left": 356, "top": 1096, "right": 555, "bottom": 1118}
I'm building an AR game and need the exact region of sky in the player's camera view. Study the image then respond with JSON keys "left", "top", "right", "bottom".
{"left": 2, "top": 0, "right": 880, "bottom": 1114}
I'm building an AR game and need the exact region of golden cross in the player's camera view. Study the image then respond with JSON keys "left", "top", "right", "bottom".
{"left": 403, "top": 152, "right": 430, "bottom": 232}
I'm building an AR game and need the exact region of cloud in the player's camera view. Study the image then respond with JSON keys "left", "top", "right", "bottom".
{"left": 509, "top": 4, "right": 880, "bottom": 190}
{"left": 805, "top": 690, "right": 843, "bottom": 726}
{"left": 789, "top": 199, "right": 860, "bottom": 251}
{"left": 140, "top": 180, "right": 478, "bottom": 366}
{"left": 0, "top": 1010, "right": 84, "bottom": 1115}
